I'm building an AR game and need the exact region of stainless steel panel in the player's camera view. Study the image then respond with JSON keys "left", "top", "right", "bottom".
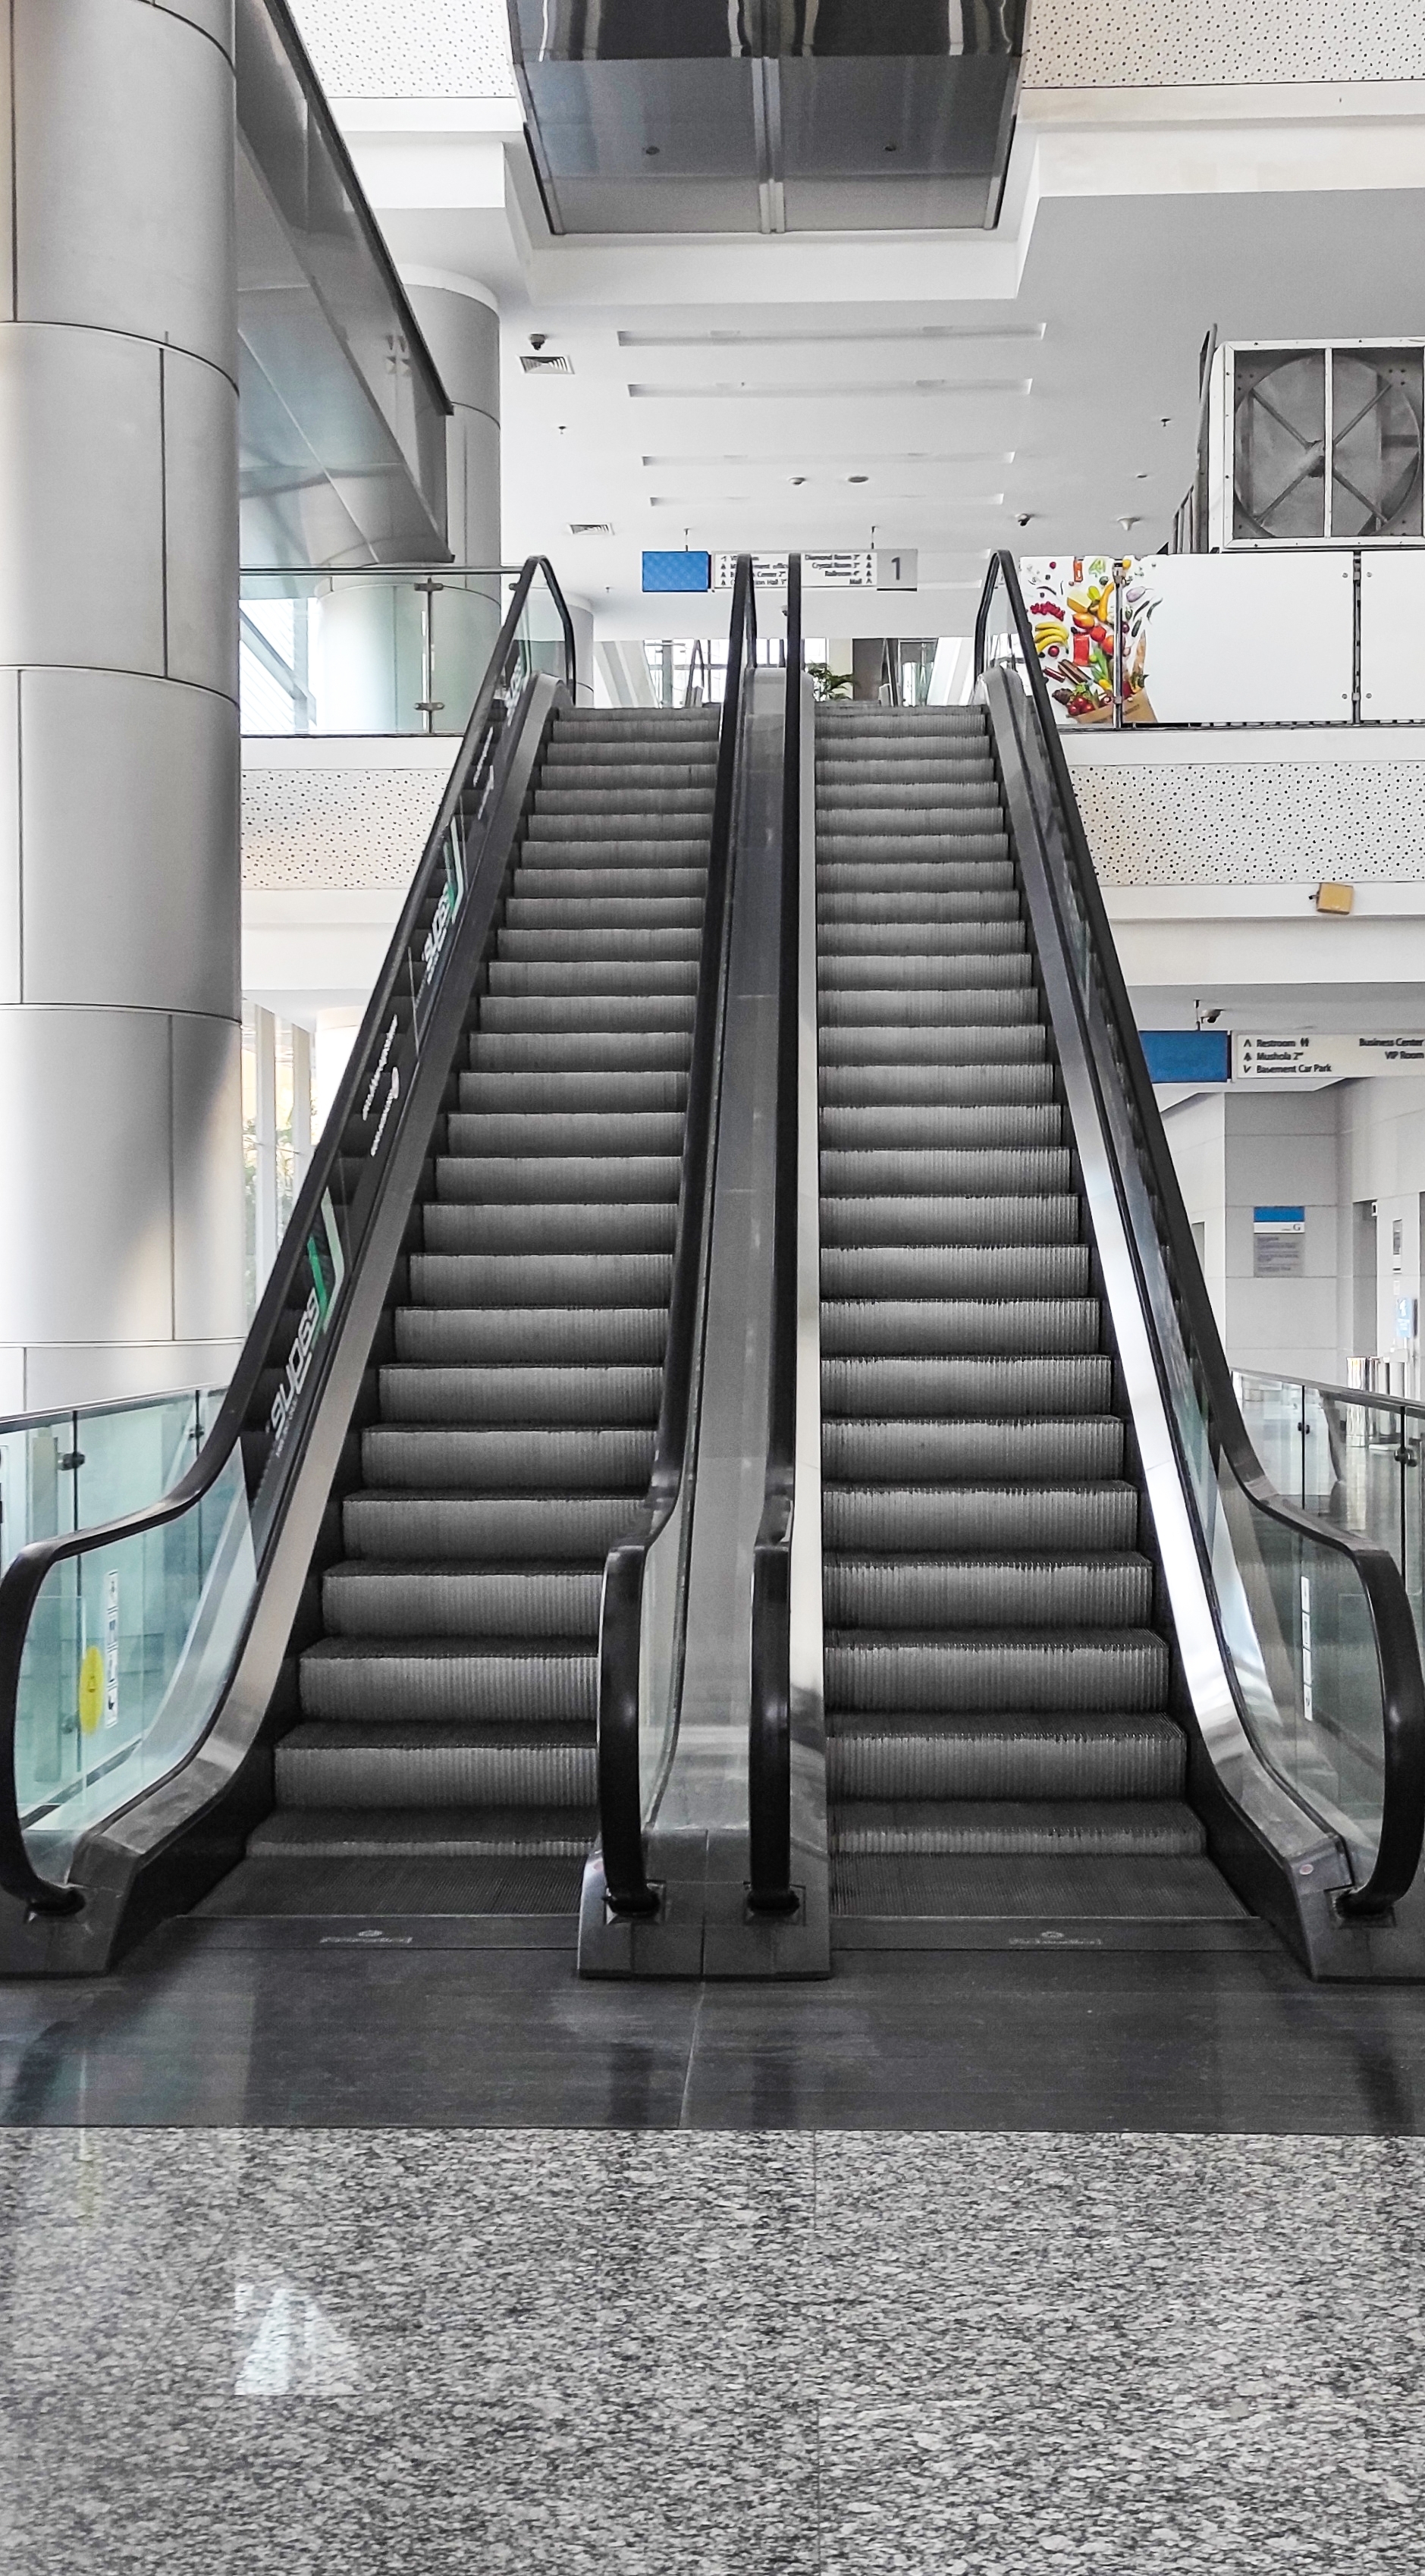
{"left": 156, "top": 0, "right": 235, "bottom": 55}
{"left": 14, "top": 0, "right": 236, "bottom": 377}
{"left": 171, "top": 1011, "right": 245, "bottom": 1343}
{"left": 0, "top": 1006, "right": 177, "bottom": 1345}
{"left": 406, "top": 286, "right": 500, "bottom": 426}
{"left": 0, "top": 673, "right": 18, "bottom": 1006}
{"left": 0, "top": 325, "right": 164, "bottom": 677}
{"left": 20, "top": 670, "right": 240, "bottom": 1018}
{"left": 163, "top": 347, "right": 240, "bottom": 700}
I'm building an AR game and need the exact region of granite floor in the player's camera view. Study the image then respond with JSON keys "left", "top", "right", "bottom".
{"left": 2, "top": 2124, "right": 1423, "bottom": 2574}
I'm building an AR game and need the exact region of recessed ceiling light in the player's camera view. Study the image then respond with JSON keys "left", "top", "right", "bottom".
{"left": 847, "top": 474, "right": 868, "bottom": 485}
{"left": 790, "top": 475, "right": 806, "bottom": 485}
{"left": 644, "top": 144, "right": 660, "bottom": 156}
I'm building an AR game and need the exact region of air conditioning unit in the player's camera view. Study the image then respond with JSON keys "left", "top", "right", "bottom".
{"left": 1208, "top": 339, "right": 1425, "bottom": 548}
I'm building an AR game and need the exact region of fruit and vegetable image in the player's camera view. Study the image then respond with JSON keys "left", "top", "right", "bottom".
{"left": 1023, "top": 557, "right": 1157, "bottom": 723}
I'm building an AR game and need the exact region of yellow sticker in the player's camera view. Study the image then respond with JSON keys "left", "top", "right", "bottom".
{"left": 77, "top": 1645, "right": 104, "bottom": 1735}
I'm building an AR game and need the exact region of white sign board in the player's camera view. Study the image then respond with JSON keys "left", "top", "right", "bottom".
{"left": 1234, "top": 1034, "right": 1425, "bottom": 1079}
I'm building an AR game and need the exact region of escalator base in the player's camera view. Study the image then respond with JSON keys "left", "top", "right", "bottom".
{"left": 832, "top": 1853, "right": 1277, "bottom": 1951}
{"left": 196, "top": 1853, "right": 584, "bottom": 1922}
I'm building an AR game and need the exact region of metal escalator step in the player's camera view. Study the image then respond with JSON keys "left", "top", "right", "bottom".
{"left": 820, "top": 1063, "right": 1052, "bottom": 1108}
{"left": 360, "top": 1424, "right": 654, "bottom": 1491}
{"left": 831, "top": 1798, "right": 1204, "bottom": 1858}
{"left": 344, "top": 1492, "right": 637, "bottom": 1561}
{"left": 422, "top": 1201, "right": 677, "bottom": 1255}
{"left": 470, "top": 1031, "right": 692, "bottom": 1073}
{"left": 276, "top": 1723, "right": 596, "bottom": 1811}
{"left": 818, "top": 890, "right": 1019, "bottom": 925}
{"left": 820, "top": 1105, "right": 1062, "bottom": 1153}
{"left": 409, "top": 1251, "right": 673, "bottom": 1307}
{"left": 821, "top": 1147, "right": 1073, "bottom": 1201}
{"left": 821, "top": 1243, "right": 1088, "bottom": 1301}
{"left": 246, "top": 1808, "right": 595, "bottom": 1861}
{"left": 444, "top": 1111, "right": 685, "bottom": 1159}
{"left": 534, "top": 788, "right": 714, "bottom": 817}
{"left": 197, "top": 1851, "right": 589, "bottom": 1916}
{"left": 824, "top": 1553, "right": 1154, "bottom": 1630}
{"left": 321, "top": 1562, "right": 603, "bottom": 1640}
{"left": 821, "top": 1194, "right": 1079, "bottom": 1249}
{"left": 817, "top": 826, "right": 1006, "bottom": 859}
{"left": 820, "top": 1297, "right": 1098, "bottom": 1357}
{"left": 827, "top": 1712, "right": 1184, "bottom": 1802}
{"left": 824, "top": 1417, "right": 1125, "bottom": 1483}
{"left": 818, "top": 861, "right": 1015, "bottom": 897}
{"left": 819, "top": 987, "right": 1037, "bottom": 1029}
{"left": 818, "top": 952, "right": 1032, "bottom": 993}
{"left": 819, "top": 1024, "right": 1044, "bottom": 1067}
{"left": 457, "top": 1072, "right": 688, "bottom": 1113}
{"left": 823, "top": 1481, "right": 1138, "bottom": 1555}
{"left": 515, "top": 840, "right": 711, "bottom": 871}
{"left": 476, "top": 995, "right": 696, "bottom": 1034}
{"left": 504, "top": 898, "right": 703, "bottom": 932}
{"left": 299, "top": 1637, "right": 597, "bottom": 1724}
{"left": 434, "top": 1154, "right": 681, "bottom": 1205}
{"left": 393, "top": 1305, "right": 667, "bottom": 1366}
{"left": 488, "top": 959, "right": 698, "bottom": 997}
{"left": 818, "top": 798, "right": 1004, "bottom": 831}
{"left": 497, "top": 926, "right": 701, "bottom": 963}
{"left": 825, "top": 1629, "right": 1169, "bottom": 1714}
{"left": 377, "top": 1362, "right": 661, "bottom": 1426}
{"left": 822, "top": 1353, "right": 1112, "bottom": 1417}
{"left": 818, "top": 921, "right": 1025, "bottom": 960}
{"left": 513, "top": 868, "right": 707, "bottom": 902}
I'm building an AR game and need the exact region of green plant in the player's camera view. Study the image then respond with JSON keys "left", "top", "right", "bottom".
{"left": 806, "top": 661, "right": 852, "bottom": 701}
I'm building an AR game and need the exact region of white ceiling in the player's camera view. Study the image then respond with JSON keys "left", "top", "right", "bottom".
{"left": 342, "top": 93, "right": 1425, "bottom": 639}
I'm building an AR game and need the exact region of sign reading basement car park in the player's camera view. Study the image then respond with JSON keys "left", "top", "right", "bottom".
{"left": 1232, "top": 1034, "right": 1425, "bottom": 1079}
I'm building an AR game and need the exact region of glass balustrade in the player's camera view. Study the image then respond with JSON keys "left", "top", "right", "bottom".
{"left": 239, "top": 566, "right": 563, "bottom": 736}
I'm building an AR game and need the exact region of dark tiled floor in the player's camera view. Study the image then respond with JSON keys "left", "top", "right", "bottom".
{"left": 4, "top": 1922, "right": 1425, "bottom": 2131}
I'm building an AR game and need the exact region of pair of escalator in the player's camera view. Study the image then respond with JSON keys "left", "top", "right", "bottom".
{"left": 1, "top": 555, "right": 1421, "bottom": 1980}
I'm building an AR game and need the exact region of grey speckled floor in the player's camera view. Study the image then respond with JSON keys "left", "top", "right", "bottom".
{"left": 2, "top": 2126, "right": 1423, "bottom": 2574}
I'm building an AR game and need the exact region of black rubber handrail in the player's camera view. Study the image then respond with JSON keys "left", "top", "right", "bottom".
{"left": 748, "top": 556, "right": 803, "bottom": 1916}
{"left": 975, "top": 548, "right": 1425, "bottom": 1914}
{"left": 0, "top": 558, "right": 576, "bottom": 1916}
{"left": 597, "top": 559, "right": 758, "bottom": 1914}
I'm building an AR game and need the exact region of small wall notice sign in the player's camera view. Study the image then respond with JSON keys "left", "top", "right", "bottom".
{"left": 1254, "top": 1206, "right": 1306, "bottom": 1277}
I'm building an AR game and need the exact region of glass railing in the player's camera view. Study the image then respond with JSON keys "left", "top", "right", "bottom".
{"left": 0, "top": 561, "right": 576, "bottom": 1916}
{"left": 1235, "top": 1372, "right": 1425, "bottom": 1652}
{"left": 0, "top": 1391, "right": 226, "bottom": 1582}
{"left": 976, "top": 550, "right": 1425, "bottom": 1913}
{"left": 240, "top": 566, "right": 559, "bottom": 736}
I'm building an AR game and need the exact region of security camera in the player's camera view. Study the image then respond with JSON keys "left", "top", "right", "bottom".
{"left": 529, "top": 332, "right": 547, "bottom": 351}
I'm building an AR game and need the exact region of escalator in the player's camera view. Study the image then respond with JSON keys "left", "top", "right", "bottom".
{"left": 202, "top": 706, "right": 720, "bottom": 1919}
{"left": 0, "top": 562, "right": 747, "bottom": 1968}
{"left": 814, "top": 701, "right": 1248, "bottom": 1943}
{"left": 3, "top": 550, "right": 1423, "bottom": 1981}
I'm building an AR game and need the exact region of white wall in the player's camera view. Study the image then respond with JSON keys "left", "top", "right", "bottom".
{"left": 1164, "top": 1078, "right": 1425, "bottom": 1388}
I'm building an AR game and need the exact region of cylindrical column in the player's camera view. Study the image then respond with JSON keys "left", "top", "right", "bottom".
{"left": 0, "top": 0, "right": 244, "bottom": 1412}
{"left": 403, "top": 278, "right": 504, "bottom": 722}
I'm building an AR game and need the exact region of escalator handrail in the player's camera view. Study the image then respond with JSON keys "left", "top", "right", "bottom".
{"left": 748, "top": 556, "right": 803, "bottom": 1915}
{"left": 0, "top": 556, "right": 576, "bottom": 1916}
{"left": 597, "top": 559, "right": 758, "bottom": 1913}
{"left": 975, "top": 548, "right": 1425, "bottom": 1912}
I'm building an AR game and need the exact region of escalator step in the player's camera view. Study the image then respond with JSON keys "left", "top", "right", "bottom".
{"left": 831, "top": 1799, "right": 1204, "bottom": 1858}
{"left": 827, "top": 1713, "right": 1185, "bottom": 1802}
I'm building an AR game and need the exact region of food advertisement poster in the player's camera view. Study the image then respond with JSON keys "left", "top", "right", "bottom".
{"left": 1022, "top": 557, "right": 1157, "bottom": 725}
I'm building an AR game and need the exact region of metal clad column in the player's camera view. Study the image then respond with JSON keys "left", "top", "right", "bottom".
{"left": 0, "top": 0, "right": 244, "bottom": 1411}
{"left": 402, "top": 277, "right": 506, "bottom": 717}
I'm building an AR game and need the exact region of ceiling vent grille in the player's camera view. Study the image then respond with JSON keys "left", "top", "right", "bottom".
{"left": 570, "top": 521, "right": 612, "bottom": 535}
{"left": 520, "top": 352, "right": 573, "bottom": 375}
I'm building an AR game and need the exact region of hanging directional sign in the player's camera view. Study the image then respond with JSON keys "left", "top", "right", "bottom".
{"left": 1233, "top": 1034, "right": 1425, "bottom": 1079}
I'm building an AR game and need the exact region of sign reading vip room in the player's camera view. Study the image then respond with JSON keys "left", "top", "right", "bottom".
{"left": 1254, "top": 1206, "right": 1306, "bottom": 1279}
{"left": 1234, "top": 1035, "right": 1425, "bottom": 1079}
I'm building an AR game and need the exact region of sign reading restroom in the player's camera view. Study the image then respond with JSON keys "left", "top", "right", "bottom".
{"left": 1254, "top": 1206, "right": 1306, "bottom": 1278}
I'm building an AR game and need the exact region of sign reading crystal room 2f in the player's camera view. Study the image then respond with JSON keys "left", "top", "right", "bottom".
{"left": 1254, "top": 1206, "right": 1306, "bottom": 1279}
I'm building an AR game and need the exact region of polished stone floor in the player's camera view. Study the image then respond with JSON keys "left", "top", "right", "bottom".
{"left": 3, "top": 1922, "right": 1425, "bottom": 2130}
{"left": 2, "top": 2123, "right": 1424, "bottom": 2574}
{"left": 5, "top": 1933, "right": 1425, "bottom": 2571}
